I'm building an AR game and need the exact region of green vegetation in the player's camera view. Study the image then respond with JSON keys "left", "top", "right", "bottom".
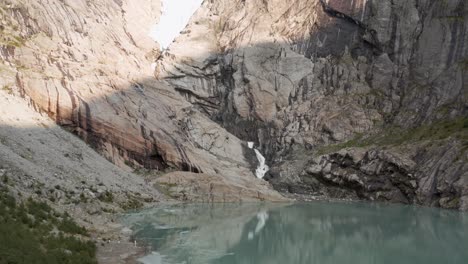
{"left": 0, "top": 5, "right": 27, "bottom": 48}
{"left": 460, "top": 58, "right": 468, "bottom": 71}
{"left": 57, "top": 217, "right": 89, "bottom": 236}
{"left": 1, "top": 175, "right": 9, "bottom": 185}
{"left": 0, "top": 33, "right": 25, "bottom": 48}
{"left": 1, "top": 85, "right": 13, "bottom": 95}
{"left": 0, "top": 26, "right": 25, "bottom": 48}
{"left": 124, "top": 160, "right": 135, "bottom": 168}
{"left": 0, "top": 187, "right": 97, "bottom": 264}
{"left": 134, "top": 166, "right": 175, "bottom": 179}
{"left": 155, "top": 182, "right": 177, "bottom": 199}
{"left": 317, "top": 117, "right": 468, "bottom": 155}
{"left": 316, "top": 134, "right": 366, "bottom": 155}
{"left": 440, "top": 15, "right": 465, "bottom": 22}
{"left": 79, "top": 192, "right": 88, "bottom": 203}
{"left": 119, "top": 194, "right": 144, "bottom": 210}
{"left": 98, "top": 190, "right": 114, "bottom": 203}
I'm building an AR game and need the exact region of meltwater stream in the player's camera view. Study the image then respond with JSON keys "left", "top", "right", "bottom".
{"left": 121, "top": 202, "right": 468, "bottom": 264}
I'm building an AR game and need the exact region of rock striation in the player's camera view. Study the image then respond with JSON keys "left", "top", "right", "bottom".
{"left": 0, "top": 0, "right": 285, "bottom": 201}
{"left": 1, "top": 0, "right": 467, "bottom": 208}
{"left": 153, "top": 0, "right": 467, "bottom": 209}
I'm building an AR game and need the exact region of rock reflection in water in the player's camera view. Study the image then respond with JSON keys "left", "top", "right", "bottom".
{"left": 121, "top": 202, "right": 468, "bottom": 264}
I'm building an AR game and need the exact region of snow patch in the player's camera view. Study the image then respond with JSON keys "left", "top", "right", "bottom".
{"left": 148, "top": 0, "right": 203, "bottom": 50}
{"left": 247, "top": 142, "right": 254, "bottom": 149}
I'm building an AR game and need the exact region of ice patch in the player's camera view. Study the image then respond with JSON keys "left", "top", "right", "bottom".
{"left": 149, "top": 0, "right": 203, "bottom": 50}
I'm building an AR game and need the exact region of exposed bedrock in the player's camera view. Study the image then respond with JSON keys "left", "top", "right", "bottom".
{"left": 153, "top": 0, "right": 467, "bottom": 208}
{"left": 1, "top": 0, "right": 467, "bottom": 206}
{"left": 271, "top": 140, "right": 468, "bottom": 210}
{"left": 0, "top": 0, "right": 285, "bottom": 200}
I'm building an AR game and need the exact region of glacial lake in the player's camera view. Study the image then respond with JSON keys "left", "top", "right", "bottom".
{"left": 121, "top": 202, "right": 468, "bottom": 264}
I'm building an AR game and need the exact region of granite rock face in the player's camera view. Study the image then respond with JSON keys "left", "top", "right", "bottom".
{"left": 157, "top": 0, "right": 466, "bottom": 153}
{"left": 1, "top": 0, "right": 467, "bottom": 207}
{"left": 0, "top": 0, "right": 284, "bottom": 201}
{"left": 155, "top": 171, "right": 285, "bottom": 202}
{"left": 153, "top": 0, "right": 467, "bottom": 208}
{"left": 292, "top": 141, "right": 467, "bottom": 210}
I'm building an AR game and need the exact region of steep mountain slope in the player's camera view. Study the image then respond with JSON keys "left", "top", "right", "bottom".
{"left": 0, "top": 0, "right": 283, "bottom": 201}
{"left": 154, "top": 0, "right": 468, "bottom": 210}
{"left": 1, "top": 0, "right": 467, "bottom": 210}
{"left": 0, "top": 89, "right": 162, "bottom": 231}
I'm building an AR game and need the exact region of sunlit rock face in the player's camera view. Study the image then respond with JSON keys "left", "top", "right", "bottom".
{"left": 154, "top": 0, "right": 468, "bottom": 210}
{"left": 154, "top": 171, "right": 285, "bottom": 202}
{"left": 0, "top": 0, "right": 284, "bottom": 201}
{"left": 123, "top": 0, "right": 161, "bottom": 50}
{"left": 0, "top": 0, "right": 184, "bottom": 170}
{"left": 1, "top": 0, "right": 466, "bottom": 207}
{"left": 149, "top": 0, "right": 203, "bottom": 49}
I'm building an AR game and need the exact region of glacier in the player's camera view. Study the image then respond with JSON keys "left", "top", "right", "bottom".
{"left": 148, "top": 0, "right": 203, "bottom": 50}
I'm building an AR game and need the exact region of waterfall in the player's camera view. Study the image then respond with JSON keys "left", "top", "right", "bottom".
{"left": 254, "top": 149, "right": 269, "bottom": 179}
{"left": 247, "top": 142, "right": 269, "bottom": 179}
{"left": 361, "top": 0, "right": 368, "bottom": 21}
{"left": 247, "top": 141, "right": 254, "bottom": 149}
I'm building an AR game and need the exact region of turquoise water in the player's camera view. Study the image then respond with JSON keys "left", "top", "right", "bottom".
{"left": 121, "top": 202, "right": 468, "bottom": 264}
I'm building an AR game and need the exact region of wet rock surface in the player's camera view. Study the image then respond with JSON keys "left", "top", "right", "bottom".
{"left": 154, "top": 171, "right": 287, "bottom": 202}
{"left": 271, "top": 140, "right": 468, "bottom": 211}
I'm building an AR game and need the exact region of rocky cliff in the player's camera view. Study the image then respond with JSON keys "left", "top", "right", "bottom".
{"left": 1, "top": 0, "right": 467, "bottom": 209}
{"left": 154, "top": 0, "right": 468, "bottom": 209}
{"left": 0, "top": 0, "right": 284, "bottom": 202}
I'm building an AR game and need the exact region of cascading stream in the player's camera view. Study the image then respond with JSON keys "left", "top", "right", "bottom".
{"left": 248, "top": 142, "right": 269, "bottom": 179}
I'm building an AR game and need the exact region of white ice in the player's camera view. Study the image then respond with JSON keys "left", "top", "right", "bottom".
{"left": 254, "top": 149, "right": 269, "bottom": 179}
{"left": 148, "top": 0, "right": 203, "bottom": 50}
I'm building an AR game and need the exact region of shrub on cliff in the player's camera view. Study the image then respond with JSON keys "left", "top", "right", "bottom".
{"left": 0, "top": 187, "right": 97, "bottom": 264}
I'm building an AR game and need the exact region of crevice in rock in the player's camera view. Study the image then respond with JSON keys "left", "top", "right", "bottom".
{"left": 318, "top": 0, "right": 382, "bottom": 55}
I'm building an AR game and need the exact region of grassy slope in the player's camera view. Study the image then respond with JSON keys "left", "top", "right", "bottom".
{"left": 318, "top": 117, "right": 468, "bottom": 155}
{"left": 0, "top": 187, "right": 97, "bottom": 264}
